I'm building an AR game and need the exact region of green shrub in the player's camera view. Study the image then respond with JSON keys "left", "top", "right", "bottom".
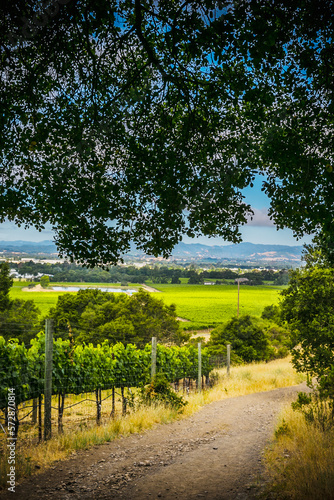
{"left": 207, "top": 315, "right": 273, "bottom": 363}
{"left": 139, "top": 373, "right": 187, "bottom": 411}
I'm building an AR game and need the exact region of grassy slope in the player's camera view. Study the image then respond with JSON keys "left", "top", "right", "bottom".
{"left": 149, "top": 283, "right": 284, "bottom": 329}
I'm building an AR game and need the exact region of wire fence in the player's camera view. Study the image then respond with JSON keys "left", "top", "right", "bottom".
{"left": 0, "top": 367, "right": 225, "bottom": 451}
{"left": 0, "top": 320, "right": 230, "bottom": 449}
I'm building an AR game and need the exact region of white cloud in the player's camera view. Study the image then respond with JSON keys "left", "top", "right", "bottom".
{"left": 246, "top": 207, "right": 274, "bottom": 227}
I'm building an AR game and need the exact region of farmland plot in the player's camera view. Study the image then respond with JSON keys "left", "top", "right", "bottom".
{"left": 149, "top": 284, "right": 284, "bottom": 330}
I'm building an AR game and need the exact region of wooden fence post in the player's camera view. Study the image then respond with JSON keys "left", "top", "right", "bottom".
{"left": 38, "top": 394, "right": 42, "bottom": 443}
{"left": 227, "top": 344, "right": 231, "bottom": 378}
{"left": 31, "top": 398, "right": 37, "bottom": 424}
{"left": 198, "top": 342, "right": 202, "bottom": 392}
{"left": 151, "top": 337, "right": 157, "bottom": 380}
{"left": 44, "top": 319, "right": 53, "bottom": 441}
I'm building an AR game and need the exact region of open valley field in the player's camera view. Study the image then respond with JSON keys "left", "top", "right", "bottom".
{"left": 10, "top": 282, "right": 284, "bottom": 329}
{"left": 148, "top": 283, "right": 284, "bottom": 330}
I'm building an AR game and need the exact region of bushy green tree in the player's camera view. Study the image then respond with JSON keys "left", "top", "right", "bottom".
{"left": 274, "top": 270, "right": 290, "bottom": 285}
{"left": 40, "top": 275, "right": 50, "bottom": 288}
{"left": 207, "top": 315, "right": 274, "bottom": 363}
{"left": 187, "top": 272, "right": 203, "bottom": 285}
{"left": 0, "top": 299, "right": 40, "bottom": 345}
{"left": 0, "top": 262, "right": 40, "bottom": 344}
{"left": 0, "top": 262, "right": 13, "bottom": 311}
{"left": 207, "top": 311, "right": 289, "bottom": 363}
{"left": 261, "top": 304, "right": 282, "bottom": 324}
{"left": 48, "top": 288, "right": 188, "bottom": 346}
{"left": 281, "top": 266, "right": 334, "bottom": 397}
{"left": 265, "top": 323, "right": 290, "bottom": 360}
{"left": 47, "top": 288, "right": 122, "bottom": 336}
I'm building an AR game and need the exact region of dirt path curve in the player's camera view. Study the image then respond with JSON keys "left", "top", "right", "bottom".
{"left": 1, "top": 383, "right": 309, "bottom": 500}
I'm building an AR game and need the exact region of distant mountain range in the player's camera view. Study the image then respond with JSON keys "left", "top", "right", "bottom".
{"left": 0, "top": 240, "right": 303, "bottom": 264}
{"left": 0, "top": 240, "right": 57, "bottom": 254}
{"left": 168, "top": 242, "right": 303, "bottom": 262}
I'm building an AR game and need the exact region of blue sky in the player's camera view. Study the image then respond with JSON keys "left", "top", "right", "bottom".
{"left": 0, "top": 175, "right": 314, "bottom": 247}
{"left": 183, "top": 176, "right": 314, "bottom": 247}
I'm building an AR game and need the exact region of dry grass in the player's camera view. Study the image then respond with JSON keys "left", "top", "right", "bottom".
{"left": 263, "top": 405, "right": 334, "bottom": 500}
{"left": 0, "top": 357, "right": 304, "bottom": 488}
{"left": 182, "top": 358, "right": 305, "bottom": 417}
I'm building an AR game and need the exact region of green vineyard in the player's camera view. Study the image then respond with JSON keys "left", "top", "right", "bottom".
{"left": 0, "top": 334, "right": 213, "bottom": 426}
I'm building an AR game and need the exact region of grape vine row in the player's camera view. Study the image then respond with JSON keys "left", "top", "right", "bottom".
{"left": 0, "top": 334, "right": 213, "bottom": 409}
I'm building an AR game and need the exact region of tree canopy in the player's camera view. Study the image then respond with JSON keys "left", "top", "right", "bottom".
{"left": 47, "top": 288, "right": 188, "bottom": 346}
{"left": 206, "top": 313, "right": 289, "bottom": 363}
{"left": 40, "top": 275, "right": 50, "bottom": 288}
{"left": 0, "top": 262, "right": 13, "bottom": 311}
{"left": 1, "top": 1, "right": 333, "bottom": 266}
{"left": 281, "top": 266, "right": 334, "bottom": 393}
{"left": 0, "top": 262, "right": 40, "bottom": 343}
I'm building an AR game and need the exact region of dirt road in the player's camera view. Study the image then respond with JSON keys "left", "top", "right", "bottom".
{"left": 1, "top": 383, "right": 308, "bottom": 500}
